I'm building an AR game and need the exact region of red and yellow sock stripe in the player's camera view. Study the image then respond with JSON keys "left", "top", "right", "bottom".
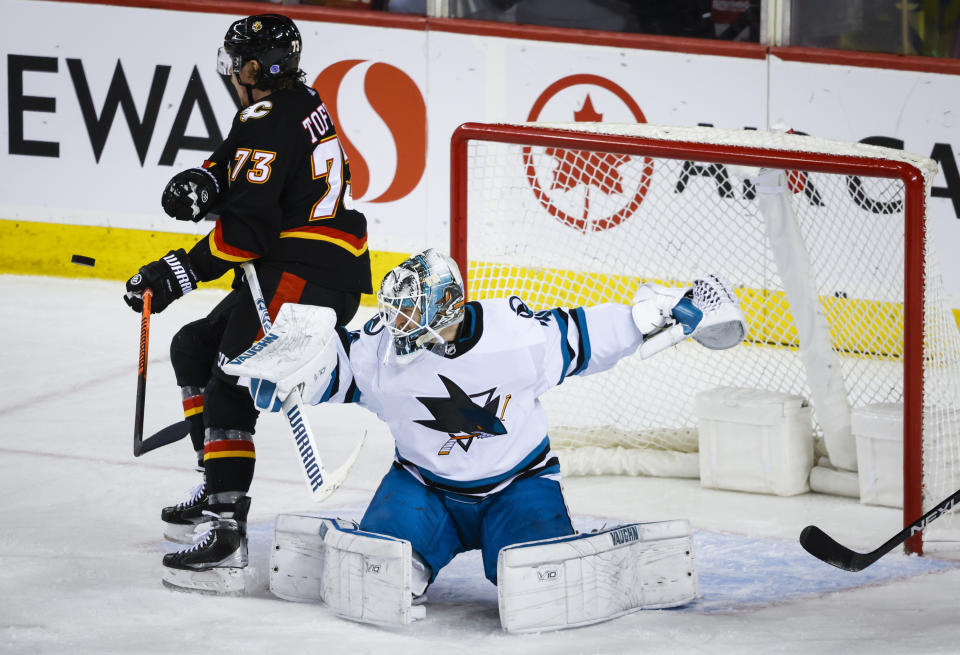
{"left": 182, "top": 393, "right": 203, "bottom": 419}
{"left": 203, "top": 439, "right": 256, "bottom": 462}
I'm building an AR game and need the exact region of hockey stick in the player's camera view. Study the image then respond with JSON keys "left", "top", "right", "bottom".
{"left": 133, "top": 288, "right": 192, "bottom": 457}
{"left": 133, "top": 289, "right": 153, "bottom": 457}
{"left": 137, "top": 421, "right": 192, "bottom": 456}
{"left": 241, "top": 262, "right": 365, "bottom": 501}
{"left": 799, "top": 487, "right": 960, "bottom": 571}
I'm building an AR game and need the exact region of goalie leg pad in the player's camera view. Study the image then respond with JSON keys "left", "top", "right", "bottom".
{"left": 359, "top": 464, "right": 464, "bottom": 583}
{"left": 497, "top": 519, "right": 697, "bottom": 634}
{"left": 269, "top": 514, "right": 425, "bottom": 626}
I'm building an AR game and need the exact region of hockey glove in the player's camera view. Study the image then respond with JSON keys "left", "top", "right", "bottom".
{"left": 248, "top": 378, "right": 284, "bottom": 413}
{"left": 636, "top": 275, "right": 747, "bottom": 359}
{"left": 161, "top": 167, "right": 221, "bottom": 222}
{"left": 631, "top": 283, "right": 689, "bottom": 336}
{"left": 124, "top": 249, "right": 200, "bottom": 314}
{"left": 222, "top": 305, "right": 339, "bottom": 411}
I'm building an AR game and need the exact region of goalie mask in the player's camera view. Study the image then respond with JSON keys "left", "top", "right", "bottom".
{"left": 377, "top": 249, "right": 465, "bottom": 361}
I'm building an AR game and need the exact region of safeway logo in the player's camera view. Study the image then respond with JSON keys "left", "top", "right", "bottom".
{"left": 524, "top": 74, "right": 651, "bottom": 233}
{"left": 313, "top": 61, "right": 426, "bottom": 203}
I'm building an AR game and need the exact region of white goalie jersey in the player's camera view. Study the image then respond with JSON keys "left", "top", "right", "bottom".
{"left": 309, "top": 296, "right": 644, "bottom": 497}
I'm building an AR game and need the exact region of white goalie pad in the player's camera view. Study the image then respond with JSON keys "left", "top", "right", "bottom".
{"left": 269, "top": 514, "right": 425, "bottom": 626}
{"left": 497, "top": 520, "right": 697, "bottom": 634}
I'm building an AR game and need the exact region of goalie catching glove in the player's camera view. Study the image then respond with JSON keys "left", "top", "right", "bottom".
{"left": 123, "top": 249, "right": 200, "bottom": 314}
{"left": 222, "top": 304, "right": 339, "bottom": 411}
{"left": 632, "top": 274, "right": 746, "bottom": 359}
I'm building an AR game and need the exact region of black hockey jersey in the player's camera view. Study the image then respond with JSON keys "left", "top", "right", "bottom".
{"left": 188, "top": 84, "right": 372, "bottom": 294}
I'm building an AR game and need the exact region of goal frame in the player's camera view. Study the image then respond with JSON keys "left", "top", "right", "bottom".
{"left": 449, "top": 121, "right": 928, "bottom": 554}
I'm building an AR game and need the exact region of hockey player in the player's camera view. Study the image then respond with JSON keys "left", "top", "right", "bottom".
{"left": 225, "top": 248, "right": 747, "bottom": 628}
{"left": 121, "top": 13, "right": 372, "bottom": 592}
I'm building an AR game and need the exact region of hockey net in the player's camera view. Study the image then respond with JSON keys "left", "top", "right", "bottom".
{"left": 450, "top": 121, "right": 960, "bottom": 553}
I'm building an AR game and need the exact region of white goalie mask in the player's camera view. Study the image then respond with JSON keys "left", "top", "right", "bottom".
{"left": 377, "top": 249, "right": 465, "bottom": 362}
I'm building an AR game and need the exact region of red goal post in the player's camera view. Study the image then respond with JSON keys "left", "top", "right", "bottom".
{"left": 449, "top": 121, "right": 960, "bottom": 555}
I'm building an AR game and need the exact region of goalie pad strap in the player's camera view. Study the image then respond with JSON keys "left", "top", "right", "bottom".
{"left": 497, "top": 520, "right": 697, "bottom": 634}
{"left": 269, "top": 514, "right": 425, "bottom": 626}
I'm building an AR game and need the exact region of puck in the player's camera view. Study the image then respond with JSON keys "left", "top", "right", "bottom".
{"left": 71, "top": 254, "right": 96, "bottom": 267}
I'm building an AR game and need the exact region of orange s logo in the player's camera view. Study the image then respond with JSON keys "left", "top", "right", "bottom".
{"left": 313, "top": 61, "right": 427, "bottom": 203}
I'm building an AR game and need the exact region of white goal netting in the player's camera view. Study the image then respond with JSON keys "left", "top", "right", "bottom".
{"left": 454, "top": 121, "right": 960, "bottom": 549}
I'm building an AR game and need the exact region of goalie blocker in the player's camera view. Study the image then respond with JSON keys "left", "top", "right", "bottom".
{"left": 269, "top": 514, "right": 696, "bottom": 632}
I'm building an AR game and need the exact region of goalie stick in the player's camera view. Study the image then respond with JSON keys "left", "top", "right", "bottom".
{"left": 799, "top": 487, "right": 960, "bottom": 571}
{"left": 240, "top": 262, "right": 364, "bottom": 502}
{"left": 132, "top": 289, "right": 191, "bottom": 456}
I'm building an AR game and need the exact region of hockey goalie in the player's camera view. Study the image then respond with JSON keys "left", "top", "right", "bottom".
{"left": 224, "top": 248, "right": 747, "bottom": 632}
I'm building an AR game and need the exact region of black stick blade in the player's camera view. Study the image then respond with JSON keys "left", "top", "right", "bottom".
{"left": 801, "top": 489, "right": 960, "bottom": 573}
{"left": 134, "top": 421, "right": 191, "bottom": 457}
{"left": 799, "top": 525, "right": 874, "bottom": 572}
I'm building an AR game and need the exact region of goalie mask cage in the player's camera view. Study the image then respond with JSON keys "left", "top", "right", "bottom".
{"left": 450, "top": 121, "right": 960, "bottom": 555}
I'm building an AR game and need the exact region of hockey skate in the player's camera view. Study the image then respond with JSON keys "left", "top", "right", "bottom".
{"left": 162, "top": 496, "right": 250, "bottom": 594}
{"left": 161, "top": 478, "right": 211, "bottom": 544}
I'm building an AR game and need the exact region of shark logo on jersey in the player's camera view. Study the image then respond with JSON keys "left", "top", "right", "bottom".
{"left": 414, "top": 375, "right": 512, "bottom": 455}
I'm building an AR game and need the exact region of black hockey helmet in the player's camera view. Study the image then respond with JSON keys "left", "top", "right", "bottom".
{"left": 217, "top": 14, "right": 302, "bottom": 80}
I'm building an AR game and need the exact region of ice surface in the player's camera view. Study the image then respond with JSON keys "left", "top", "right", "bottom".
{"left": 2, "top": 275, "right": 960, "bottom": 654}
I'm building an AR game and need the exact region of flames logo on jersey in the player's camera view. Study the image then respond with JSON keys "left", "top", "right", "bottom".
{"left": 415, "top": 375, "right": 511, "bottom": 455}
{"left": 240, "top": 100, "right": 273, "bottom": 122}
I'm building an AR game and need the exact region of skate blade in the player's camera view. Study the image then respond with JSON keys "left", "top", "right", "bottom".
{"left": 163, "top": 523, "right": 209, "bottom": 545}
{"left": 162, "top": 566, "right": 246, "bottom": 595}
